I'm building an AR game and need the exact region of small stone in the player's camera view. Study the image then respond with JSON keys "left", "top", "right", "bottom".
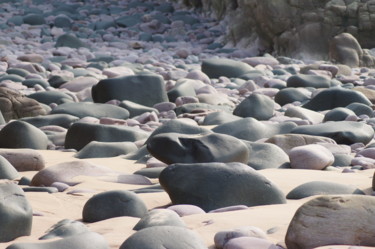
{"left": 289, "top": 144, "right": 334, "bottom": 170}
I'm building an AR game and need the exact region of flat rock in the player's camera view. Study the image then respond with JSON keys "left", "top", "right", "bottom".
{"left": 147, "top": 132, "right": 249, "bottom": 164}
{"left": 212, "top": 117, "right": 297, "bottom": 142}
{"left": 119, "top": 226, "right": 206, "bottom": 249}
{"left": 286, "top": 181, "right": 365, "bottom": 199}
{"left": 159, "top": 162, "right": 286, "bottom": 212}
{"left": 92, "top": 74, "right": 168, "bottom": 107}
{"left": 65, "top": 122, "right": 149, "bottom": 151}
{"left": 75, "top": 141, "right": 138, "bottom": 159}
{"left": 202, "top": 58, "right": 253, "bottom": 79}
{"left": 133, "top": 209, "right": 185, "bottom": 231}
{"left": 51, "top": 102, "right": 129, "bottom": 119}
{"left": 0, "top": 181, "right": 32, "bottom": 242}
{"left": 289, "top": 144, "right": 334, "bottom": 170}
{"left": 0, "top": 121, "right": 49, "bottom": 150}
{"left": 303, "top": 87, "right": 372, "bottom": 111}
{"left": 233, "top": 93, "right": 274, "bottom": 120}
{"left": 286, "top": 74, "right": 334, "bottom": 88}
{"left": 0, "top": 149, "right": 45, "bottom": 171}
{"left": 291, "top": 121, "right": 374, "bottom": 145}
{"left": 82, "top": 190, "right": 148, "bottom": 222}
{"left": 30, "top": 161, "right": 115, "bottom": 186}
{"left": 285, "top": 195, "right": 375, "bottom": 249}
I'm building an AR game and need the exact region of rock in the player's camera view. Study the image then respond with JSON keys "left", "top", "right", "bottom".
{"left": 323, "top": 107, "right": 357, "bottom": 122}
{"left": 0, "top": 155, "right": 18, "bottom": 180}
{"left": 159, "top": 162, "right": 286, "bottom": 212}
{"left": 202, "top": 111, "right": 242, "bottom": 125}
{"left": 30, "top": 161, "right": 115, "bottom": 186}
{"left": 346, "top": 102, "right": 374, "bottom": 117}
{"left": 22, "top": 79, "right": 49, "bottom": 88}
{"left": 223, "top": 237, "right": 278, "bottom": 249}
{"left": 285, "top": 195, "right": 375, "bottom": 249}
{"left": 214, "top": 226, "right": 268, "bottom": 249}
{"left": 119, "top": 100, "right": 159, "bottom": 118}
{"left": 274, "top": 88, "right": 311, "bottom": 106}
{"left": 291, "top": 121, "right": 374, "bottom": 145}
{"left": 288, "top": 144, "right": 334, "bottom": 170}
{"left": 0, "top": 87, "right": 46, "bottom": 122}
{"left": 0, "top": 121, "right": 49, "bottom": 150}
{"left": 242, "top": 141, "right": 290, "bottom": 169}
{"left": 59, "top": 76, "right": 98, "bottom": 92}
{"left": 54, "top": 15, "right": 72, "bottom": 28}
{"left": 22, "top": 186, "right": 58, "bottom": 193}
{"left": 39, "top": 219, "right": 89, "bottom": 240}
{"left": 303, "top": 87, "right": 372, "bottom": 112}
{"left": 23, "top": 14, "right": 45, "bottom": 25}
{"left": 0, "top": 181, "right": 32, "bottom": 242}
{"left": 242, "top": 56, "right": 279, "bottom": 67}
{"left": 265, "top": 134, "right": 336, "bottom": 154}
{"left": 167, "top": 79, "right": 197, "bottom": 103}
{"left": 174, "top": 102, "right": 232, "bottom": 116}
{"left": 167, "top": 204, "right": 206, "bottom": 217}
{"left": 6, "top": 231, "right": 109, "bottom": 249}
{"left": 20, "top": 114, "right": 79, "bottom": 128}
{"left": 75, "top": 141, "right": 138, "bottom": 159}
{"left": 92, "top": 74, "right": 168, "bottom": 107}
{"left": 202, "top": 58, "right": 253, "bottom": 79}
{"left": 82, "top": 190, "right": 148, "bottom": 222}
{"left": 0, "top": 149, "right": 45, "bottom": 171}
{"left": 353, "top": 86, "right": 375, "bottom": 104}
{"left": 333, "top": 153, "right": 353, "bottom": 167}
{"left": 212, "top": 117, "right": 297, "bottom": 142}
{"left": 51, "top": 102, "right": 129, "bottom": 119}
{"left": 119, "top": 226, "right": 206, "bottom": 249}
{"left": 65, "top": 122, "right": 149, "bottom": 151}
{"left": 55, "top": 34, "right": 87, "bottom": 49}
{"left": 284, "top": 106, "right": 324, "bottom": 124}
{"left": 286, "top": 74, "right": 333, "bottom": 88}
{"left": 286, "top": 181, "right": 365, "bottom": 199}
{"left": 133, "top": 209, "right": 185, "bottom": 231}
{"left": 147, "top": 132, "right": 249, "bottom": 164}
{"left": 28, "top": 91, "right": 75, "bottom": 105}
{"left": 233, "top": 93, "right": 274, "bottom": 120}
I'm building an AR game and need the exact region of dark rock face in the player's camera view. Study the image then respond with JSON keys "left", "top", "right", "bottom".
{"left": 159, "top": 162, "right": 286, "bottom": 212}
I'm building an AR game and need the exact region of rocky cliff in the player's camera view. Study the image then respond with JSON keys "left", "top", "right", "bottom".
{"left": 180, "top": 0, "right": 375, "bottom": 67}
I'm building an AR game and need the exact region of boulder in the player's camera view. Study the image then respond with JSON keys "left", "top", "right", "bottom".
{"left": 233, "top": 93, "right": 274, "bottom": 120}
{"left": 201, "top": 58, "right": 253, "bottom": 79}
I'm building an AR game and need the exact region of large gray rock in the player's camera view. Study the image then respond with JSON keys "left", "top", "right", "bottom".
{"left": 92, "top": 74, "right": 168, "bottom": 107}
{"left": 0, "top": 155, "right": 18, "bottom": 180}
{"left": 159, "top": 162, "right": 286, "bottom": 212}
{"left": 202, "top": 58, "right": 253, "bottom": 79}
{"left": 0, "top": 181, "right": 32, "bottom": 242}
{"left": 120, "top": 226, "right": 206, "bottom": 249}
{"left": 285, "top": 195, "right": 375, "bottom": 249}
{"left": 233, "top": 93, "right": 274, "bottom": 120}
{"left": 65, "top": 122, "right": 149, "bottom": 151}
{"left": 82, "top": 190, "right": 148, "bottom": 222}
{"left": 147, "top": 132, "right": 249, "bottom": 164}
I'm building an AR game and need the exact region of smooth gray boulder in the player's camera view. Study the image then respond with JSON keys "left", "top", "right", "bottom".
{"left": 120, "top": 226, "right": 206, "bottom": 249}
{"left": 133, "top": 209, "right": 185, "bottom": 231}
{"left": 82, "top": 190, "right": 148, "bottom": 222}
{"left": 0, "top": 181, "right": 32, "bottom": 242}
{"left": 233, "top": 93, "right": 274, "bottom": 120}
{"left": 0, "top": 155, "right": 18, "bottom": 180}
{"left": 75, "top": 141, "right": 138, "bottom": 159}
{"left": 286, "top": 195, "right": 375, "bottom": 249}
{"left": 286, "top": 74, "right": 333, "bottom": 88}
{"left": 159, "top": 162, "right": 286, "bottom": 212}
{"left": 202, "top": 58, "right": 253, "bottom": 79}
{"left": 147, "top": 132, "right": 249, "bottom": 164}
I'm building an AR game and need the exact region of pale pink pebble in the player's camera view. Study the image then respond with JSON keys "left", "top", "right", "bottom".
{"left": 165, "top": 80, "right": 176, "bottom": 91}
{"left": 59, "top": 76, "right": 98, "bottom": 92}
{"left": 17, "top": 54, "right": 44, "bottom": 63}
{"left": 223, "top": 237, "right": 278, "bottom": 249}
{"left": 363, "top": 78, "right": 375, "bottom": 86}
{"left": 0, "top": 81, "right": 27, "bottom": 90}
{"left": 146, "top": 157, "right": 167, "bottom": 168}
{"left": 345, "top": 114, "right": 358, "bottom": 121}
{"left": 209, "top": 205, "right": 248, "bottom": 213}
{"left": 78, "top": 117, "right": 100, "bottom": 124}
{"left": 159, "top": 110, "right": 177, "bottom": 119}
{"left": 254, "top": 64, "right": 272, "bottom": 71}
{"left": 356, "top": 147, "right": 375, "bottom": 159}
{"left": 167, "top": 204, "right": 205, "bottom": 217}
{"left": 307, "top": 69, "right": 333, "bottom": 78}
{"left": 196, "top": 85, "right": 217, "bottom": 95}
{"left": 126, "top": 119, "right": 140, "bottom": 126}
{"left": 350, "top": 143, "right": 366, "bottom": 152}
{"left": 319, "top": 64, "right": 339, "bottom": 77}
{"left": 186, "top": 70, "right": 211, "bottom": 84}
{"left": 237, "top": 80, "right": 258, "bottom": 94}
{"left": 135, "top": 112, "right": 158, "bottom": 124}
{"left": 175, "top": 96, "right": 199, "bottom": 106}
{"left": 0, "top": 61, "right": 8, "bottom": 72}
{"left": 45, "top": 62, "right": 60, "bottom": 71}
{"left": 49, "top": 103, "right": 58, "bottom": 109}
{"left": 253, "top": 88, "right": 279, "bottom": 97}
{"left": 13, "top": 62, "right": 45, "bottom": 74}
{"left": 153, "top": 102, "right": 176, "bottom": 112}
{"left": 40, "top": 125, "right": 67, "bottom": 133}
{"left": 214, "top": 226, "right": 268, "bottom": 249}
{"left": 289, "top": 144, "right": 334, "bottom": 170}
{"left": 253, "top": 76, "right": 270, "bottom": 88}
{"left": 175, "top": 49, "right": 189, "bottom": 59}
{"left": 61, "top": 58, "right": 88, "bottom": 67}
{"left": 102, "top": 66, "right": 134, "bottom": 78}
{"left": 134, "top": 139, "right": 147, "bottom": 148}
{"left": 351, "top": 156, "right": 375, "bottom": 169}
{"left": 100, "top": 117, "right": 127, "bottom": 125}
{"left": 218, "top": 76, "right": 231, "bottom": 83}
{"left": 140, "top": 124, "right": 154, "bottom": 132}
{"left": 34, "top": 84, "right": 45, "bottom": 91}
{"left": 105, "top": 99, "right": 121, "bottom": 105}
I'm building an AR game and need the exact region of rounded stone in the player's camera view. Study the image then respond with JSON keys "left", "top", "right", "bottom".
{"left": 274, "top": 87, "right": 311, "bottom": 106}
{"left": 202, "top": 111, "right": 242, "bottom": 125}
{"left": 202, "top": 58, "right": 253, "bottom": 79}
{"left": 167, "top": 204, "right": 206, "bottom": 217}
{"left": 346, "top": 102, "right": 374, "bottom": 117}
{"left": 289, "top": 144, "right": 334, "bottom": 170}
{"left": 55, "top": 34, "right": 87, "bottom": 49}
{"left": 133, "top": 209, "right": 185, "bottom": 231}
{"left": 233, "top": 93, "right": 274, "bottom": 120}
{"left": 119, "top": 100, "right": 159, "bottom": 118}
{"left": 214, "top": 226, "right": 268, "bottom": 249}
{"left": 28, "top": 91, "right": 75, "bottom": 105}
{"left": 0, "top": 149, "right": 45, "bottom": 171}
{"left": 286, "top": 74, "right": 333, "bottom": 88}
{"left": 323, "top": 107, "right": 356, "bottom": 122}
{"left": 0, "top": 155, "right": 18, "bottom": 180}
{"left": 82, "top": 190, "right": 148, "bottom": 222}
{"left": 75, "top": 141, "right": 138, "bottom": 159}
{"left": 223, "top": 237, "right": 278, "bottom": 249}
{"left": 20, "top": 114, "right": 79, "bottom": 128}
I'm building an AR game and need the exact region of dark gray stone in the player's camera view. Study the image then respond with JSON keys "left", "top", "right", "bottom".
{"left": 233, "top": 93, "right": 274, "bottom": 120}
{"left": 23, "top": 14, "right": 45, "bottom": 25}
{"left": 22, "top": 79, "right": 50, "bottom": 89}
{"left": 120, "top": 226, "right": 206, "bottom": 249}
{"left": 323, "top": 107, "right": 356, "bottom": 122}
{"left": 202, "top": 111, "right": 242, "bottom": 125}
{"left": 159, "top": 162, "right": 286, "bottom": 212}
{"left": 92, "top": 74, "right": 168, "bottom": 107}
{"left": 54, "top": 15, "right": 72, "bottom": 28}
{"left": 20, "top": 114, "right": 79, "bottom": 128}
{"left": 274, "top": 87, "right": 311, "bottom": 106}
{"left": 0, "top": 121, "right": 49, "bottom": 149}
{"left": 286, "top": 74, "right": 333, "bottom": 88}
{"left": 51, "top": 102, "right": 129, "bottom": 119}
{"left": 212, "top": 117, "right": 297, "bottom": 141}
{"left": 167, "top": 80, "right": 197, "bottom": 103}
{"left": 119, "top": 100, "right": 159, "bottom": 118}
{"left": 0, "top": 155, "right": 18, "bottom": 180}
{"left": 65, "top": 122, "right": 149, "bottom": 151}
{"left": 303, "top": 87, "right": 372, "bottom": 111}
{"left": 133, "top": 209, "right": 185, "bottom": 231}
{"left": 147, "top": 132, "right": 249, "bottom": 164}
{"left": 75, "top": 141, "right": 138, "bottom": 159}
{"left": 0, "top": 181, "right": 32, "bottom": 242}
{"left": 115, "top": 15, "right": 142, "bottom": 28}
{"left": 55, "top": 34, "right": 87, "bottom": 49}
{"left": 346, "top": 102, "right": 374, "bottom": 117}
{"left": 332, "top": 154, "right": 353, "bottom": 167}
{"left": 28, "top": 90, "right": 75, "bottom": 105}
{"left": 202, "top": 58, "right": 253, "bottom": 79}
{"left": 291, "top": 121, "right": 374, "bottom": 145}
{"left": 82, "top": 190, "right": 148, "bottom": 222}
{"left": 286, "top": 181, "right": 365, "bottom": 200}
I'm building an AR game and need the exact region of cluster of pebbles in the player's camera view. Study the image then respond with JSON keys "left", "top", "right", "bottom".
{"left": 0, "top": 0, "right": 374, "bottom": 249}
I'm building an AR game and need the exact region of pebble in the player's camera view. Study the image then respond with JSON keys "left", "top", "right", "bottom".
{"left": 289, "top": 144, "right": 335, "bottom": 170}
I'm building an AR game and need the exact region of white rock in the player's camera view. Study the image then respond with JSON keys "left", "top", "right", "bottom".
{"left": 289, "top": 144, "right": 334, "bottom": 170}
